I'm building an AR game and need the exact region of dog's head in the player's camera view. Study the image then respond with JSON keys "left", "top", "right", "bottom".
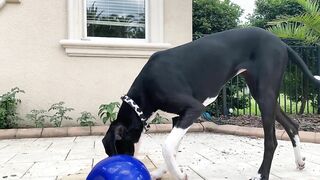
{"left": 102, "top": 122, "right": 134, "bottom": 156}
{"left": 102, "top": 120, "right": 143, "bottom": 156}
{"left": 102, "top": 100, "right": 145, "bottom": 156}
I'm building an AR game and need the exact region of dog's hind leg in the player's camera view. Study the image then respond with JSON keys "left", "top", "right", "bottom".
{"left": 275, "top": 104, "right": 305, "bottom": 170}
{"left": 254, "top": 92, "right": 278, "bottom": 180}
{"left": 244, "top": 73, "right": 281, "bottom": 180}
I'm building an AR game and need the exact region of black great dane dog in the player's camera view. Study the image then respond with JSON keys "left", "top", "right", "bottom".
{"left": 102, "top": 27, "right": 320, "bottom": 180}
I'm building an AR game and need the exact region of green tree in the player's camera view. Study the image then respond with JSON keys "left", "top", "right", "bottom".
{"left": 248, "top": 0, "right": 304, "bottom": 28}
{"left": 268, "top": 0, "right": 320, "bottom": 44}
{"left": 193, "top": 0, "right": 243, "bottom": 38}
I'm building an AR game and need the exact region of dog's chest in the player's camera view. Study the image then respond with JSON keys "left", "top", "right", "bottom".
{"left": 202, "top": 96, "right": 218, "bottom": 106}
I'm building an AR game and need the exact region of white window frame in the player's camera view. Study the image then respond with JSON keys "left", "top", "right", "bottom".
{"left": 0, "top": 0, "right": 21, "bottom": 9}
{"left": 60, "top": 0, "right": 171, "bottom": 58}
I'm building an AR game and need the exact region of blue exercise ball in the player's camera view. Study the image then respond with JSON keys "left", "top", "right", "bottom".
{"left": 87, "top": 155, "right": 151, "bottom": 180}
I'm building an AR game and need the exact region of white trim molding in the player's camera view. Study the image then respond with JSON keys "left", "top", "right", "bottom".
{"left": 0, "top": 0, "right": 20, "bottom": 9}
{"left": 6, "top": 0, "right": 20, "bottom": 3}
{"left": 61, "top": 0, "right": 170, "bottom": 58}
{"left": 60, "top": 40, "right": 171, "bottom": 58}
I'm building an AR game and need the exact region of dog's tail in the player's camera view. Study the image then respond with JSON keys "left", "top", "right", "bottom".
{"left": 287, "top": 45, "right": 320, "bottom": 86}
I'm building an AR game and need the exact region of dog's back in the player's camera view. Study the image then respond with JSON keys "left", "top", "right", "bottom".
{"left": 132, "top": 27, "right": 287, "bottom": 105}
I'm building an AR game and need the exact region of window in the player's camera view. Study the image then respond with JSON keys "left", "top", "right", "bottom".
{"left": 60, "top": 0, "right": 171, "bottom": 58}
{"left": 86, "top": 0, "right": 146, "bottom": 39}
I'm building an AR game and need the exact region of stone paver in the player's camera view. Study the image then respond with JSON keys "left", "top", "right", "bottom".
{"left": 0, "top": 133, "right": 319, "bottom": 179}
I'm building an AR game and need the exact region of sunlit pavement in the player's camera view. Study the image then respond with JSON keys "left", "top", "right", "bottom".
{"left": 0, "top": 133, "right": 319, "bottom": 179}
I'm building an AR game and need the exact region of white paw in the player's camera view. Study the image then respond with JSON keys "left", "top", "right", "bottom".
{"left": 150, "top": 168, "right": 166, "bottom": 180}
{"left": 250, "top": 174, "right": 261, "bottom": 180}
{"left": 296, "top": 157, "right": 306, "bottom": 170}
{"left": 314, "top": 75, "right": 320, "bottom": 80}
{"left": 172, "top": 168, "right": 188, "bottom": 180}
{"left": 177, "top": 169, "right": 188, "bottom": 180}
{"left": 150, "top": 172, "right": 161, "bottom": 180}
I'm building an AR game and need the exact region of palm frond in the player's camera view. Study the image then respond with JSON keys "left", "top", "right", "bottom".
{"left": 285, "top": 13, "right": 320, "bottom": 34}
{"left": 268, "top": 23, "right": 319, "bottom": 43}
{"left": 296, "top": 0, "right": 320, "bottom": 15}
{"left": 268, "top": 15, "right": 295, "bottom": 25}
{"left": 268, "top": 13, "right": 320, "bottom": 36}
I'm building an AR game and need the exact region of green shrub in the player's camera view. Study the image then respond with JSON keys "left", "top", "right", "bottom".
{"left": 98, "top": 102, "right": 120, "bottom": 124}
{"left": 77, "top": 111, "right": 96, "bottom": 126}
{"left": 0, "top": 87, "right": 24, "bottom": 129}
{"left": 48, "top": 101, "right": 74, "bottom": 127}
{"left": 205, "top": 76, "right": 249, "bottom": 116}
{"left": 150, "top": 113, "right": 169, "bottom": 124}
{"left": 26, "top": 109, "right": 47, "bottom": 128}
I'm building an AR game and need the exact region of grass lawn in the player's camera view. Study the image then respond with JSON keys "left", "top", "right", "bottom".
{"left": 235, "top": 94, "right": 317, "bottom": 116}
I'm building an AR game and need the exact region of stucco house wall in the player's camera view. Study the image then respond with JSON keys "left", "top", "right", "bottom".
{"left": 0, "top": 0, "right": 192, "bottom": 126}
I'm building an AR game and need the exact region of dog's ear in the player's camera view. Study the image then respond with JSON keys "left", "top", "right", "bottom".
{"left": 102, "top": 123, "right": 128, "bottom": 156}
{"left": 114, "top": 124, "right": 135, "bottom": 155}
{"left": 103, "top": 123, "right": 135, "bottom": 156}
{"left": 114, "top": 124, "right": 128, "bottom": 140}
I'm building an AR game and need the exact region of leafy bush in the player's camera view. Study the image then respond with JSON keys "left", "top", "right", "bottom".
{"left": 26, "top": 109, "right": 47, "bottom": 128}
{"left": 0, "top": 87, "right": 24, "bottom": 129}
{"left": 98, "top": 102, "right": 120, "bottom": 124}
{"left": 205, "top": 76, "right": 249, "bottom": 117}
{"left": 150, "top": 113, "right": 169, "bottom": 124}
{"left": 48, "top": 101, "right": 74, "bottom": 127}
{"left": 77, "top": 111, "right": 96, "bottom": 126}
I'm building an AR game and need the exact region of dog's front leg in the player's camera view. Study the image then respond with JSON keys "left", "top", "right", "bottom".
{"left": 162, "top": 127, "right": 189, "bottom": 180}
{"left": 159, "top": 96, "right": 204, "bottom": 179}
{"left": 151, "top": 116, "right": 181, "bottom": 179}
{"left": 150, "top": 164, "right": 167, "bottom": 179}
